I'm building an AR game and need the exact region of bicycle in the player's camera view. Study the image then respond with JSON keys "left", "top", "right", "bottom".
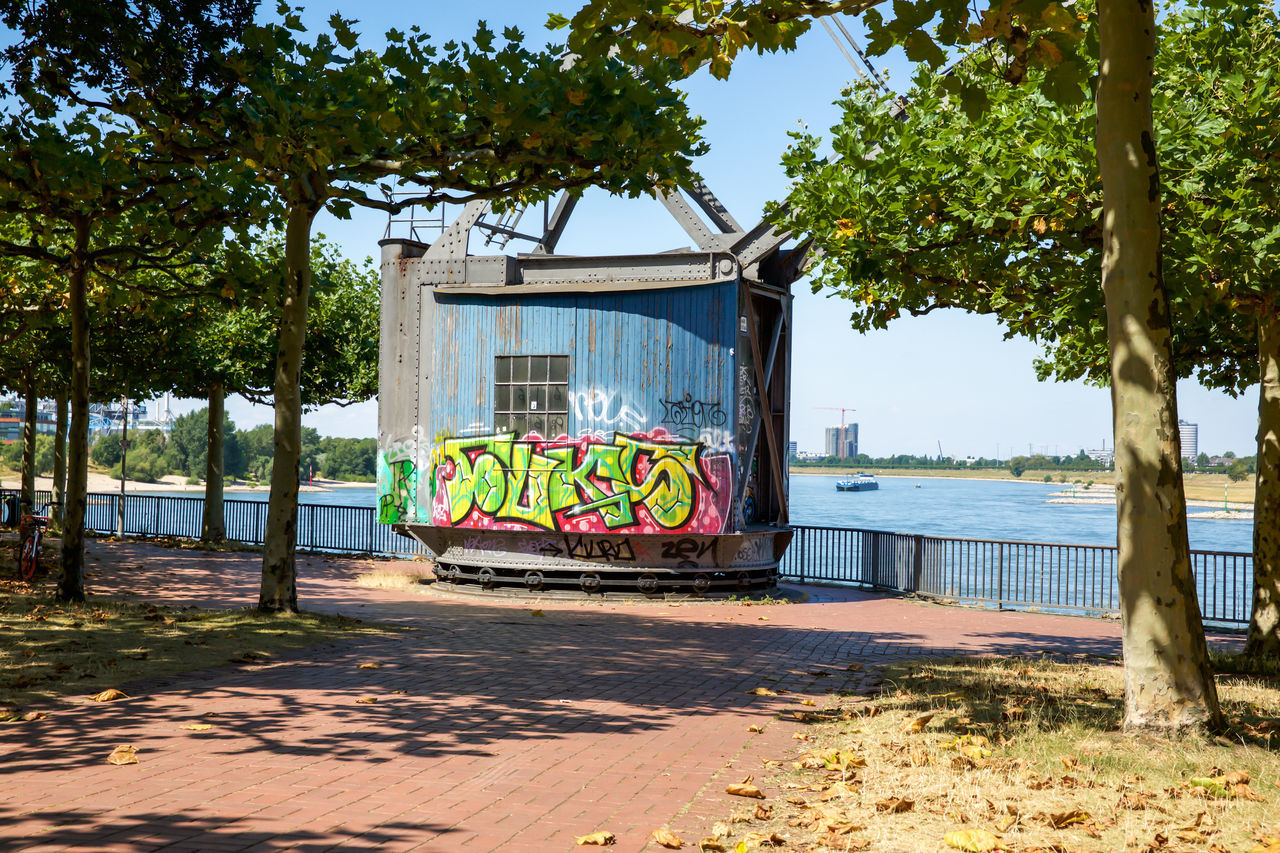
{"left": 18, "top": 505, "right": 52, "bottom": 582}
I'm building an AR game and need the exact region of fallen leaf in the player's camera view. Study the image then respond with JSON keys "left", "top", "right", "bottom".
{"left": 726, "top": 783, "right": 765, "bottom": 799}
{"left": 1037, "top": 809, "right": 1090, "bottom": 829}
{"left": 180, "top": 723, "right": 212, "bottom": 731}
{"left": 358, "top": 663, "right": 382, "bottom": 669}
{"left": 530, "top": 610, "right": 545, "bottom": 618}
{"left": 652, "top": 828, "right": 683, "bottom": 849}
{"left": 748, "top": 725, "right": 763, "bottom": 733}
{"left": 875, "top": 797, "right": 914, "bottom": 813}
{"left": 575, "top": 830, "right": 615, "bottom": 846}
{"left": 91, "top": 688, "right": 128, "bottom": 702}
{"left": 993, "top": 814, "right": 1017, "bottom": 832}
{"left": 846, "top": 663, "right": 863, "bottom": 671}
{"left": 1059, "top": 755, "right": 1078, "bottom": 771}
{"left": 747, "top": 688, "right": 778, "bottom": 697}
{"left": 753, "top": 804, "right": 773, "bottom": 820}
{"left": 698, "top": 840, "right": 725, "bottom": 852}
{"left": 107, "top": 745, "right": 138, "bottom": 765}
{"left": 355, "top": 697, "right": 378, "bottom": 704}
{"left": 711, "top": 822, "right": 731, "bottom": 839}
{"left": 800, "top": 699, "right": 816, "bottom": 706}
{"left": 944, "top": 829, "right": 1005, "bottom": 851}
{"left": 900, "top": 713, "right": 934, "bottom": 733}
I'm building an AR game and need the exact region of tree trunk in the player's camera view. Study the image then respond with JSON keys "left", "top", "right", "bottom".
{"left": 202, "top": 381, "right": 227, "bottom": 542}
{"left": 20, "top": 368, "right": 36, "bottom": 519}
{"left": 52, "top": 388, "right": 67, "bottom": 531}
{"left": 259, "top": 202, "right": 316, "bottom": 613}
{"left": 59, "top": 224, "right": 91, "bottom": 603}
{"left": 1097, "top": 0, "right": 1221, "bottom": 731}
{"left": 1245, "top": 311, "right": 1280, "bottom": 657}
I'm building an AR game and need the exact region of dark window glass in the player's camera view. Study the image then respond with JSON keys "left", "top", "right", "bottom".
{"left": 495, "top": 355, "right": 570, "bottom": 435}
{"left": 548, "top": 384, "right": 567, "bottom": 413}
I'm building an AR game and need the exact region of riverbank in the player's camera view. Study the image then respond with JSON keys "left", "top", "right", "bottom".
{"left": 1048, "top": 483, "right": 1253, "bottom": 517}
{"left": 792, "top": 466, "right": 1256, "bottom": 506}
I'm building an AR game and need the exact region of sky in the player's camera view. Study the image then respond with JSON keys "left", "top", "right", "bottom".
{"left": 161, "top": 1, "right": 1258, "bottom": 459}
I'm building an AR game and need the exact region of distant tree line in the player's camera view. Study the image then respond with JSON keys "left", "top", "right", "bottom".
{"left": 79, "top": 407, "right": 375, "bottom": 485}
{"left": 790, "top": 451, "right": 1111, "bottom": 473}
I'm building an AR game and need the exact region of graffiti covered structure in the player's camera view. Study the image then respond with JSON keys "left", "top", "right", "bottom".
{"left": 378, "top": 187, "right": 800, "bottom": 594}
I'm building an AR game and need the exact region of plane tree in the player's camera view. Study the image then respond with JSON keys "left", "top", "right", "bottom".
{"left": 557, "top": 0, "right": 1222, "bottom": 730}
{"left": 5, "top": 3, "right": 709, "bottom": 612}
{"left": 159, "top": 235, "right": 379, "bottom": 542}
{"left": 776, "top": 0, "right": 1280, "bottom": 659}
{"left": 0, "top": 111, "right": 263, "bottom": 602}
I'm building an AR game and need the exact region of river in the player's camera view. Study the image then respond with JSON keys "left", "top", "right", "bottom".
{"left": 136, "top": 474, "right": 1253, "bottom": 554}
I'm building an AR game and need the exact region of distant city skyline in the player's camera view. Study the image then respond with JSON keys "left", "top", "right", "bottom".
{"left": 151, "top": 1, "right": 1258, "bottom": 458}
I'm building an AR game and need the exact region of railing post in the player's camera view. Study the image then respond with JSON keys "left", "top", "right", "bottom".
{"left": 911, "top": 534, "right": 923, "bottom": 593}
{"left": 996, "top": 543, "right": 1004, "bottom": 610}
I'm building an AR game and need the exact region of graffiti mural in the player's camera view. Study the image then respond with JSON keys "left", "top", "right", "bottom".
{"left": 430, "top": 430, "right": 732, "bottom": 535}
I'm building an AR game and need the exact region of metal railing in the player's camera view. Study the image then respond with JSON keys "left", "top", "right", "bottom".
{"left": 1, "top": 489, "right": 1253, "bottom": 625}
{"left": 780, "top": 524, "right": 1253, "bottom": 627}
{"left": 0, "top": 488, "right": 428, "bottom": 559}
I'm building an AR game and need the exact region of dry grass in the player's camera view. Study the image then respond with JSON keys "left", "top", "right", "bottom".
{"left": 0, "top": 554, "right": 389, "bottom": 713}
{"left": 708, "top": 655, "right": 1280, "bottom": 852}
{"left": 354, "top": 564, "right": 435, "bottom": 590}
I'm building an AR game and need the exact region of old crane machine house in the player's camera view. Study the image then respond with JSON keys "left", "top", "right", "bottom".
{"left": 377, "top": 184, "right": 804, "bottom": 595}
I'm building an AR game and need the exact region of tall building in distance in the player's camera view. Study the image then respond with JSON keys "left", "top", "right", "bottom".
{"left": 787, "top": 440, "right": 798, "bottom": 457}
{"left": 824, "top": 423, "right": 859, "bottom": 458}
{"left": 1178, "top": 419, "right": 1199, "bottom": 460}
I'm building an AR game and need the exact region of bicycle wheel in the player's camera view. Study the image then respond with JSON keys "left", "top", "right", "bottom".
{"left": 19, "top": 534, "right": 39, "bottom": 581}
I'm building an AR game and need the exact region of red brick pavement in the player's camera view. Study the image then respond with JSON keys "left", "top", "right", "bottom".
{"left": 0, "top": 539, "right": 1239, "bottom": 852}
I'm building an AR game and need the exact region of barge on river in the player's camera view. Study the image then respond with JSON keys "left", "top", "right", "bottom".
{"left": 836, "top": 474, "right": 879, "bottom": 492}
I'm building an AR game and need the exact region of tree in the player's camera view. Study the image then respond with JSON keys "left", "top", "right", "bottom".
{"left": 30, "top": 9, "right": 705, "bottom": 612}
{"left": 559, "top": 0, "right": 1221, "bottom": 730}
{"left": 1007, "top": 457, "right": 1028, "bottom": 478}
{"left": 162, "top": 234, "right": 380, "bottom": 541}
{"left": 779, "top": 0, "right": 1278, "bottom": 665}
{"left": 0, "top": 112, "right": 260, "bottom": 602}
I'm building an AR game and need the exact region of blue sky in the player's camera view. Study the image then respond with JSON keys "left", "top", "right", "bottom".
{"left": 172, "top": 2, "right": 1258, "bottom": 458}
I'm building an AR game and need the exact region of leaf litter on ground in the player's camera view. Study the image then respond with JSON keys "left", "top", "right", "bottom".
{"left": 688, "top": 655, "right": 1280, "bottom": 852}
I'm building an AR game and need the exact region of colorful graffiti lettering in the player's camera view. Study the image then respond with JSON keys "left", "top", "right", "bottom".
{"left": 430, "top": 431, "right": 732, "bottom": 535}
{"left": 377, "top": 456, "right": 419, "bottom": 524}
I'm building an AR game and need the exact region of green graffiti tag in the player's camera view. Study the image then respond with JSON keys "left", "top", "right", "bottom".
{"left": 377, "top": 456, "right": 418, "bottom": 524}
{"left": 430, "top": 431, "right": 730, "bottom": 534}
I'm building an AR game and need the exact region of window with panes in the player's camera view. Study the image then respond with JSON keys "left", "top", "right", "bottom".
{"left": 494, "top": 355, "right": 569, "bottom": 437}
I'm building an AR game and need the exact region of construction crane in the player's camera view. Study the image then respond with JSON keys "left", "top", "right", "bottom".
{"left": 816, "top": 407, "right": 857, "bottom": 458}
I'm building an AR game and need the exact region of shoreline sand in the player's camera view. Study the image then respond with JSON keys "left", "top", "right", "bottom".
{"left": 5, "top": 471, "right": 372, "bottom": 496}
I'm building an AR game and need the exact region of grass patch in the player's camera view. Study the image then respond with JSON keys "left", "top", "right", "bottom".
{"left": 0, "top": 576, "right": 388, "bottom": 713}
{"left": 354, "top": 564, "right": 435, "bottom": 590}
{"left": 708, "top": 655, "right": 1280, "bottom": 852}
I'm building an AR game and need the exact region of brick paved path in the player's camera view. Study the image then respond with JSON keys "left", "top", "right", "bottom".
{"left": 0, "top": 538, "right": 1226, "bottom": 852}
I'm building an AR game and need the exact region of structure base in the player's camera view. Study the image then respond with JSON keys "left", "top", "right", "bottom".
{"left": 397, "top": 524, "right": 790, "bottom": 597}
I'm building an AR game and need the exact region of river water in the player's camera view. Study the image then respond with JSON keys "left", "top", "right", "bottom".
{"left": 137, "top": 473, "right": 1253, "bottom": 554}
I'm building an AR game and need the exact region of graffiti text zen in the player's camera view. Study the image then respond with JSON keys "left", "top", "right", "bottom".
{"left": 431, "top": 432, "right": 732, "bottom": 535}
